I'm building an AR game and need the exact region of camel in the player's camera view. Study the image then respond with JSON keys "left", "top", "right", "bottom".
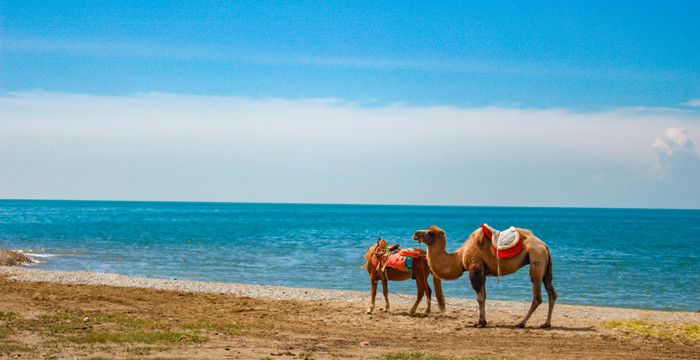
{"left": 364, "top": 240, "right": 445, "bottom": 315}
{"left": 413, "top": 225, "right": 557, "bottom": 328}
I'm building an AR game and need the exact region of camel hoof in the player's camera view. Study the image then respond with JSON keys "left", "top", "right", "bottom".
{"left": 515, "top": 322, "right": 526, "bottom": 329}
{"left": 473, "top": 321, "right": 487, "bottom": 328}
{"left": 540, "top": 323, "right": 552, "bottom": 329}
{"left": 366, "top": 308, "right": 373, "bottom": 314}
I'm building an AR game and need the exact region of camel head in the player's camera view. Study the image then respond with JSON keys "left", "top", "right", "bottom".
{"left": 412, "top": 226, "right": 446, "bottom": 247}
{"left": 364, "top": 238, "right": 388, "bottom": 262}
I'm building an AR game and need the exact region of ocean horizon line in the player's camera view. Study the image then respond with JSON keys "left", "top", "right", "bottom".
{"left": 2, "top": 197, "right": 699, "bottom": 212}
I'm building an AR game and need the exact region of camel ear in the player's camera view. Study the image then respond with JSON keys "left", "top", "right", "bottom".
{"left": 428, "top": 226, "right": 445, "bottom": 237}
{"left": 427, "top": 226, "right": 436, "bottom": 236}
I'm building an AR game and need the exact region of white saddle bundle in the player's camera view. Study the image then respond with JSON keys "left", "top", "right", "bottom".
{"left": 482, "top": 223, "right": 520, "bottom": 250}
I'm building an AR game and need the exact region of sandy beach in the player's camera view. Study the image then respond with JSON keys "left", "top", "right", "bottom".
{"left": 0, "top": 266, "right": 697, "bottom": 359}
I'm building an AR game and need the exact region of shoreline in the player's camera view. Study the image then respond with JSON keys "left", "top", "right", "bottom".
{"left": 2, "top": 266, "right": 697, "bottom": 324}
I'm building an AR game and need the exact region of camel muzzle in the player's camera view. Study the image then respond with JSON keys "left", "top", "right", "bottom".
{"left": 412, "top": 231, "right": 423, "bottom": 242}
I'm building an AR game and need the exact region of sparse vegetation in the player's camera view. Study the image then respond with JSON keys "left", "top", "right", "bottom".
{"left": 40, "top": 311, "right": 165, "bottom": 329}
{"left": 0, "top": 311, "right": 17, "bottom": 320}
{"left": 602, "top": 319, "right": 700, "bottom": 341}
{"left": 126, "top": 345, "right": 171, "bottom": 356}
{"left": 298, "top": 350, "right": 313, "bottom": 359}
{"left": 28, "top": 311, "right": 209, "bottom": 344}
{"left": 380, "top": 353, "right": 518, "bottom": 360}
{"left": 0, "top": 343, "right": 31, "bottom": 355}
{"left": 182, "top": 321, "right": 250, "bottom": 334}
{"left": 65, "top": 330, "right": 206, "bottom": 344}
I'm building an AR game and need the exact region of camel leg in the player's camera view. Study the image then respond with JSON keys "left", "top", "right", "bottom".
{"left": 541, "top": 255, "right": 557, "bottom": 328}
{"left": 469, "top": 268, "right": 487, "bottom": 327}
{"left": 433, "top": 276, "right": 446, "bottom": 313}
{"left": 516, "top": 260, "right": 545, "bottom": 328}
{"left": 381, "top": 276, "right": 390, "bottom": 312}
{"left": 367, "top": 278, "right": 378, "bottom": 314}
{"left": 422, "top": 265, "right": 432, "bottom": 315}
{"left": 409, "top": 277, "right": 425, "bottom": 315}
{"left": 424, "top": 277, "right": 432, "bottom": 315}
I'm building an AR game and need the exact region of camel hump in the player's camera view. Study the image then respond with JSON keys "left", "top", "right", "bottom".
{"left": 482, "top": 224, "right": 520, "bottom": 250}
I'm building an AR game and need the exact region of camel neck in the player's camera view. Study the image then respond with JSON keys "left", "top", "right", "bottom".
{"left": 426, "top": 242, "right": 465, "bottom": 281}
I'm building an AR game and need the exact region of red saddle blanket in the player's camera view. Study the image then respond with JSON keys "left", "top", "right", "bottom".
{"left": 492, "top": 241, "right": 523, "bottom": 258}
{"left": 398, "top": 248, "right": 426, "bottom": 258}
{"left": 372, "top": 248, "right": 426, "bottom": 273}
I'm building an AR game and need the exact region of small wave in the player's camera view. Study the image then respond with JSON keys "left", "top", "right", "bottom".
{"left": 14, "top": 250, "right": 59, "bottom": 258}
{"left": 22, "top": 253, "right": 59, "bottom": 258}
{"left": 12, "top": 250, "right": 60, "bottom": 264}
{"left": 57, "top": 250, "right": 94, "bottom": 255}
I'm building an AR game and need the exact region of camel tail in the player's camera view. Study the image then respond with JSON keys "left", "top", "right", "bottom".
{"left": 432, "top": 275, "right": 446, "bottom": 312}
{"left": 543, "top": 246, "right": 554, "bottom": 286}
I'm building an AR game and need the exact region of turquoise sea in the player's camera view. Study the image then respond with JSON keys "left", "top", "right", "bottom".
{"left": 0, "top": 200, "right": 698, "bottom": 311}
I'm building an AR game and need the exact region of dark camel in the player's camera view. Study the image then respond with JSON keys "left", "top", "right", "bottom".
{"left": 364, "top": 240, "right": 445, "bottom": 315}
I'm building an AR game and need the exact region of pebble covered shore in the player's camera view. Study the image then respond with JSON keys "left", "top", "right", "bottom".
{"left": 1, "top": 266, "right": 697, "bottom": 324}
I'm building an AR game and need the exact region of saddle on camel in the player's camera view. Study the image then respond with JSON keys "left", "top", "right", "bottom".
{"left": 364, "top": 238, "right": 445, "bottom": 315}
{"left": 481, "top": 223, "right": 523, "bottom": 283}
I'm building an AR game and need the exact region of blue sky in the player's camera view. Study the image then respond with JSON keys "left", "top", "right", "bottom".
{"left": 1, "top": 1, "right": 699, "bottom": 208}
{"left": 2, "top": 1, "right": 698, "bottom": 107}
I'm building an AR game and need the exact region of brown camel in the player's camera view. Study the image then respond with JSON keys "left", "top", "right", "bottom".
{"left": 413, "top": 225, "right": 557, "bottom": 328}
{"left": 364, "top": 240, "right": 445, "bottom": 315}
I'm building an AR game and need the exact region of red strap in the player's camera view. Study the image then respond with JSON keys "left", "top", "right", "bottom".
{"left": 492, "top": 240, "right": 523, "bottom": 258}
{"left": 481, "top": 224, "right": 492, "bottom": 240}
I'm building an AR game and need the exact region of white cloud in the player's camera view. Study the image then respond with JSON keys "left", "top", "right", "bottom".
{"left": 0, "top": 37, "right": 671, "bottom": 80}
{"left": 1, "top": 91, "right": 700, "bottom": 208}
{"left": 683, "top": 99, "right": 700, "bottom": 107}
{"left": 653, "top": 127, "right": 699, "bottom": 173}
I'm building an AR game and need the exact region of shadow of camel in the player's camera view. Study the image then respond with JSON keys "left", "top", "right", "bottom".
{"left": 485, "top": 323, "right": 596, "bottom": 332}
{"left": 397, "top": 311, "right": 431, "bottom": 318}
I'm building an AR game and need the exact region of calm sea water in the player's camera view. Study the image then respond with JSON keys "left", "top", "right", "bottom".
{"left": 0, "top": 200, "right": 698, "bottom": 311}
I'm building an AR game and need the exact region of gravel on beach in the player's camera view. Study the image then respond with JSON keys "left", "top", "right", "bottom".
{"left": 1, "top": 266, "right": 697, "bottom": 325}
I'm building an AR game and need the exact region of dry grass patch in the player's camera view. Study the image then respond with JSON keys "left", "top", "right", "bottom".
{"left": 602, "top": 319, "right": 700, "bottom": 341}
{"left": 181, "top": 321, "right": 250, "bottom": 335}
{"left": 0, "top": 311, "right": 17, "bottom": 321}
{"left": 0, "top": 311, "right": 17, "bottom": 341}
{"left": 380, "top": 353, "right": 518, "bottom": 360}
{"left": 125, "top": 344, "right": 173, "bottom": 356}
{"left": 40, "top": 311, "right": 165, "bottom": 329}
{"left": 0, "top": 327, "right": 12, "bottom": 339}
{"left": 2, "top": 309, "right": 258, "bottom": 350}
{"left": 29, "top": 310, "right": 207, "bottom": 346}
{"left": 0, "top": 343, "right": 31, "bottom": 355}
{"left": 0, "top": 311, "right": 17, "bottom": 320}
{"left": 65, "top": 330, "right": 206, "bottom": 344}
